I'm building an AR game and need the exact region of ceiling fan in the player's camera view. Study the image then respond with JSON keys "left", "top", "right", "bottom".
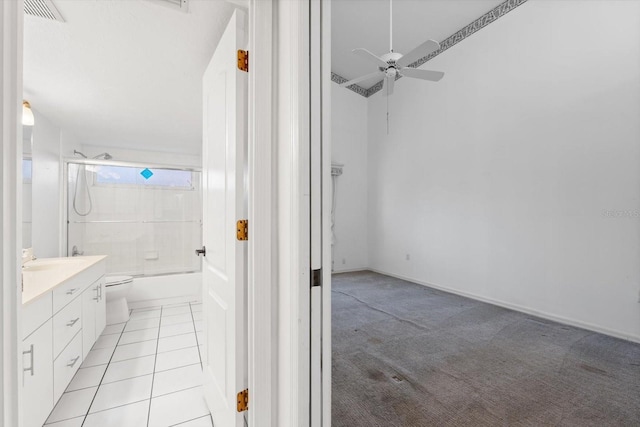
{"left": 340, "top": 0, "right": 444, "bottom": 96}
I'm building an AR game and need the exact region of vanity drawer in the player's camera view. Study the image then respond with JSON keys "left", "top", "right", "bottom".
{"left": 52, "top": 268, "right": 92, "bottom": 314}
{"left": 53, "top": 330, "right": 83, "bottom": 403}
{"left": 53, "top": 297, "right": 82, "bottom": 359}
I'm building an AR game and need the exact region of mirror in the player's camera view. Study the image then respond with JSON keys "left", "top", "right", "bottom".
{"left": 22, "top": 125, "right": 33, "bottom": 249}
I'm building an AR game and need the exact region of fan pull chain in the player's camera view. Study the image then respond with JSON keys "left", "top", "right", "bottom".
{"left": 386, "top": 87, "right": 390, "bottom": 135}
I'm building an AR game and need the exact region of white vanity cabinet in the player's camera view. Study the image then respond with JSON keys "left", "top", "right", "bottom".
{"left": 22, "top": 319, "right": 54, "bottom": 427}
{"left": 82, "top": 276, "right": 106, "bottom": 358}
{"left": 21, "top": 256, "right": 107, "bottom": 427}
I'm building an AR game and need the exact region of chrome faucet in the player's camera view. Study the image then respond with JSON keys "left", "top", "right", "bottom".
{"left": 71, "top": 245, "right": 84, "bottom": 257}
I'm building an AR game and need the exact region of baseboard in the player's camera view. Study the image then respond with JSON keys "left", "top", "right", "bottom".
{"left": 367, "top": 268, "right": 640, "bottom": 345}
{"left": 332, "top": 267, "right": 368, "bottom": 274}
{"left": 128, "top": 295, "right": 201, "bottom": 310}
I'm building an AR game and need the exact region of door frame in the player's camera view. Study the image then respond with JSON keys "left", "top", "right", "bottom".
{"left": 247, "top": 0, "right": 276, "bottom": 425}
{"left": 273, "top": 0, "right": 311, "bottom": 425}
{"left": 319, "top": 1, "right": 332, "bottom": 425}
{"left": 1, "top": 1, "right": 24, "bottom": 426}
{"left": 267, "top": 0, "right": 331, "bottom": 425}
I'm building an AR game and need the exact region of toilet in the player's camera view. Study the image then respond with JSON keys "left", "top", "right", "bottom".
{"left": 105, "top": 275, "right": 134, "bottom": 324}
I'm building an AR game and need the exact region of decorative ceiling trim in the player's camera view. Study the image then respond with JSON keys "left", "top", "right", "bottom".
{"left": 334, "top": 0, "right": 528, "bottom": 98}
{"left": 331, "top": 72, "right": 368, "bottom": 97}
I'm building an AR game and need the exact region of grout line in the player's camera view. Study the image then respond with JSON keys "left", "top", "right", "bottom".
{"left": 162, "top": 310, "right": 193, "bottom": 316}
{"left": 118, "top": 336, "right": 160, "bottom": 346}
{"left": 101, "top": 372, "right": 154, "bottom": 387}
{"left": 169, "top": 413, "right": 212, "bottom": 426}
{"left": 154, "top": 361, "right": 202, "bottom": 375}
{"left": 78, "top": 320, "right": 127, "bottom": 427}
{"left": 77, "top": 361, "right": 109, "bottom": 370}
{"left": 146, "top": 306, "right": 163, "bottom": 427}
{"left": 123, "top": 323, "right": 162, "bottom": 333}
{"left": 152, "top": 361, "right": 201, "bottom": 375}
{"left": 190, "top": 302, "right": 203, "bottom": 366}
{"left": 153, "top": 384, "right": 201, "bottom": 399}
{"left": 160, "top": 320, "right": 196, "bottom": 328}
{"left": 43, "top": 415, "right": 85, "bottom": 426}
{"left": 156, "top": 344, "right": 199, "bottom": 356}
{"left": 79, "top": 398, "right": 150, "bottom": 418}
{"left": 108, "top": 353, "right": 158, "bottom": 364}
{"left": 159, "top": 331, "right": 199, "bottom": 339}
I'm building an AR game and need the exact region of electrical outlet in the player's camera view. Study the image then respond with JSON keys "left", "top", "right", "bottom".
{"left": 405, "top": 254, "right": 410, "bottom": 261}
{"left": 342, "top": 258, "right": 346, "bottom": 265}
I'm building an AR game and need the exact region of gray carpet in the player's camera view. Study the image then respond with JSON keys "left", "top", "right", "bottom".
{"left": 332, "top": 271, "right": 640, "bottom": 427}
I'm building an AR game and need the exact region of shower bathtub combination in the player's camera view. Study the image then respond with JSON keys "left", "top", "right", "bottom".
{"left": 65, "top": 156, "right": 203, "bottom": 308}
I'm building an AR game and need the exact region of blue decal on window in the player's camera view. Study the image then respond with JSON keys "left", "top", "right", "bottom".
{"left": 140, "top": 168, "right": 154, "bottom": 180}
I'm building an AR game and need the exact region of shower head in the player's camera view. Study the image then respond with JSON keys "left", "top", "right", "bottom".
{"left": 73, "top": 150, "right": 88, "bottom": 158}
{"left": 92, "top": 152, "right": 112, "bottom": 160}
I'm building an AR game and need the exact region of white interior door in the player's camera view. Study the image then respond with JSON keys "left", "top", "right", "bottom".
{"left": 201, "top": 9, "right": 248, "bottom": 427}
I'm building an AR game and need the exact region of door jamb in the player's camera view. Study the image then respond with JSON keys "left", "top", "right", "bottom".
{"left": 1, "top": 1, "right": 24, "bottom": 426}
{"left": 248, "top": 0, "right": 276, "bottom": 425}
{"left": 320, "top": 1, "right": 332, "bottom": 425}
{"left": 273, "top": 0, "right": 312, "bottom": 426}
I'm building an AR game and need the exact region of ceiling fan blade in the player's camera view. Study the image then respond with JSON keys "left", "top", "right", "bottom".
{"left": 340, "top": 70, "right": 385, "bottom": 87}
{"left": 352, "top": 48, "right": 389, "bottom": 68}
{"left": 383, "top": 76, "right": 395, "bottom": 96}
{"left": 396, "top": 39, "right": 440, "bottom": 68}
{"left": 400, "top": 67, "right": 444, "bottom": 82}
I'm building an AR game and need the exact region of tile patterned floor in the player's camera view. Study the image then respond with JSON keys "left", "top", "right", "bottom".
{"left": 44, "top": 302, "right": 211, "bottom": 427}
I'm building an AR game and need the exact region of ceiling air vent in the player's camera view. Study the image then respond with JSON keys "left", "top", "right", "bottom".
{"left": 146, "top": 0, "right": 189, "bottom": 13}
{"left": 24, "top": 0, "right": 65, "bottom": 22}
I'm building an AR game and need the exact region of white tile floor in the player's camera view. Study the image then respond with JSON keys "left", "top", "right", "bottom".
{"left": 44, "top": 302, "right": 212, "bottom": 427}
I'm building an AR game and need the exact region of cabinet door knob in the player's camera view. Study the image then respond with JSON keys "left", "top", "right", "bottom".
{"left": 195, "top": 246, "right": 206, "bottom": 257}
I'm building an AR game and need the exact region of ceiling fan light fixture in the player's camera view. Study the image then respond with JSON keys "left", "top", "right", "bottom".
{"left": 22, "top": 101, "right": 35, "bottom": 127}
{"left": 340, "top": 0, "right": 444, "bottom": 96}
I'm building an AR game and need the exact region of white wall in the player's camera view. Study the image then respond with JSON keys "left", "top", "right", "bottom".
{"left": 366, "top": 0, "right": 640, "bottom": 341}
{"left": 331, "top": 83, "right": 369, "bottom": 272}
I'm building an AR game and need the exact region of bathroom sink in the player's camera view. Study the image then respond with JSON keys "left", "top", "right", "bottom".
{"left": 23, "top": 258, "right": 87, "bottom": 272}
{"left": 22, "top": 264, "right": 56, "bottom": 272}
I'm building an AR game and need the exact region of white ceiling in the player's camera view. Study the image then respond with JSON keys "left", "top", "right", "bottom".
{"left": 23, "top": 0, "right": 237, "bottom": 155}
{"left": 23, "top": 1, "right": 506, "bottom": 155}
{"left": 332, "top": 0, "right": 505, "bottom": 90}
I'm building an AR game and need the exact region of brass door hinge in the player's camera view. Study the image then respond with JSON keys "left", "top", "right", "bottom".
{"left": 237, "top": 50, "right": 248, "bottom": 72}
{"left": 237, "top": 219, "right": 248, "bottom": 241}
{"left": 237, "top": 389, "right": 249, "bottom": 412}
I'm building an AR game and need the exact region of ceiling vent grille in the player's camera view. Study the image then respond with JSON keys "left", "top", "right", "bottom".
{"left": 147, "top": 0, "right": 189, "bottom": 13}
{"left": 24, "top": 0, "right": 65, "bottom": 22}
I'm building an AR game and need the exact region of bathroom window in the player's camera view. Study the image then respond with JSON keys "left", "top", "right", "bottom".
{"left": 94, "top": 165, "right": 195, "bottom": 189}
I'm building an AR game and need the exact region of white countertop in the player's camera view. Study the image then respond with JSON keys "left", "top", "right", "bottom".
{"left": 22, "top": 255, "right": 108, "bottom": 305}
